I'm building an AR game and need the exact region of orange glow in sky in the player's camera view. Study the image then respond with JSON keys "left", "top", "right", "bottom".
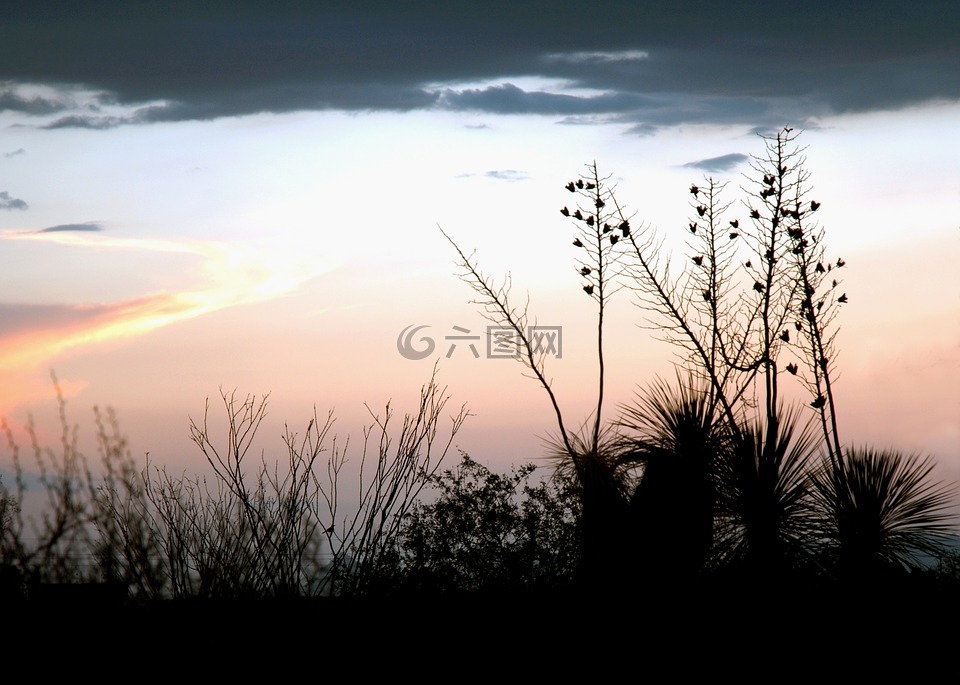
{"left": 0, "top": 229, "right": 335, "bottom": 419}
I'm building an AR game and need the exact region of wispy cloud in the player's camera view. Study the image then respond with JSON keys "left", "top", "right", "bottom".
{"left": 683, "top": 153, "right": 750, "bottom": 173}
{"left": 543, "top": 50, "right": 649, "bottom": 64}
{"left": 456, "top": 169, "right": 529, "bottom": 182}
{"left": 4, "top": 148, "right": 25, "bottom": 158}
{"left": 43, "top": 114, "right": 133, "bottom": 130}
{"left": 0, "top": 87, "right": 69, "bottom": 115}
{"left": 485, "top": 170, "right": 528, "bottom": 181}
{"left": 0, "top": 230, "right": 336, "bottom": 408}
{"left": 0, "top": 294, "right": 189, "bottom": 372}
{"left": 0, "top": 191, "right": 27, "bottom": 210}
{"left": 38, "top": 222, "right": 103, "bottom": 233}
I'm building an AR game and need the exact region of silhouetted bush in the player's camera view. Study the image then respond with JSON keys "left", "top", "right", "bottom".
{"left": 1, "top": 369, "right": 472, "bottom": 603}
{"left": 370, "top": 452, "right": 581, "bottom": 596}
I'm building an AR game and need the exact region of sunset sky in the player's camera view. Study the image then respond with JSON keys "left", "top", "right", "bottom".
{"left": 0, "top": 2, "right": 957, "bottom": 495}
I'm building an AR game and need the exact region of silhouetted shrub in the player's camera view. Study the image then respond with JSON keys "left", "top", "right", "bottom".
{"left": 373, "top": 452, "right": 581, "bottom": 596}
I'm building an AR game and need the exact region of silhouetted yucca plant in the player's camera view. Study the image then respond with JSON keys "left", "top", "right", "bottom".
{"left": 617, "top": 372, "right": 723, "bottom": 579}
{"left": 812, "top": 447, "right": 956, "bottom": 579}
{"left": 545, "top": 423, "right": 631, "bottom": 582}
{"left": 442, "top": 162, "right": 634, "bottom": 585}
{"left": 712, "top": 403, "right": 820, "bottom": 576}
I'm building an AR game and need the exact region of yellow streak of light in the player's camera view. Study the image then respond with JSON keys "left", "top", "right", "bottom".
{"left": 0, "top": 229, "right": 335, "bottom": 416}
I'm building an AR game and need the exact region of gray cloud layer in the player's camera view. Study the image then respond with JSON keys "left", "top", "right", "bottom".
{"left": 1, "top": 1, "right": 957, "bottom": 131}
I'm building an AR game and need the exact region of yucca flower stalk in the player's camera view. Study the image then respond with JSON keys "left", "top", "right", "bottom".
{"left": 441, "top": 162, "right": 633, "bottom": 584}
{"left": 777, "top": 177, "right": 846, "bottom": 469}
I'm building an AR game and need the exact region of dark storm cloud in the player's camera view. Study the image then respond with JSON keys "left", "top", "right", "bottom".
{"left": 1, "top": 1, "right": 957, "bottom": 131}
{"left": 0, "top": 191, "right": 28, "bottom": 210}
{"left": 683, "top": 154, "right": 750, "bottom": 173}
{"left": 38, "top": 222, "right": 103, "bottom": 233}
{"left": 41, "top": 85, "right": 442, "bottom": 129}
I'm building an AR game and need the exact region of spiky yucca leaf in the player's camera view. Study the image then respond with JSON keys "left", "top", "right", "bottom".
{"left": 712, "top": 404, "right": 820, "bottom": 574}
{"left": 813, "top": 447, "right": 957, "bottom": 577}
{"left": 543, "top": 422, "right": 632, "bottom": 585}
{"left": 618, "top": 373, "right": 721, "bottom": 463}
{"left": 617, "top": 373, "right": 723, "bottom": 578}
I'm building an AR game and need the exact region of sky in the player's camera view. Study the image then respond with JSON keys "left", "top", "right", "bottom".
{"left": 0, "top": 1, "right": 958, "bottom": 500}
